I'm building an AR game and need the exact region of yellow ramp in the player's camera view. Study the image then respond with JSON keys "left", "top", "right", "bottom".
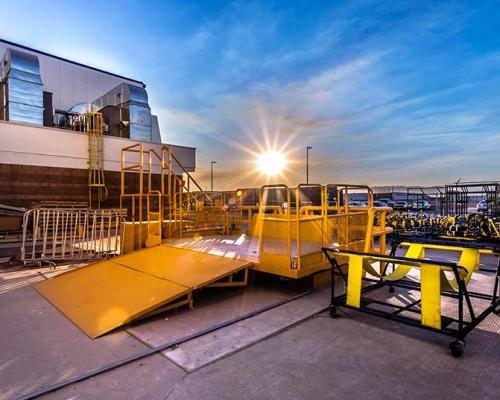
{"left": 114, "top": 246, "right": 249, "bottom": 288}
{"left": 33, "top": 245, "right": 251, "bottom": 338}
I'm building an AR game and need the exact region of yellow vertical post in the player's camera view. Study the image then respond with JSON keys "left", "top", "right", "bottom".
{"left": 168, "top": 147, "right": 173, "bottom": 237}
{"left": 322, "top": 185, "right": 327, "bottom": 247}
{"left": 148, "top": 149, "right": 152, "bottom": 194}
{"left": 160, "top": 148, "right": 165, "bottom": 240}
{"left": 296, "top": 186, "right": 301, "bottom": 270}
{"left": 346, "top": 255, "right": 364, "bottom": 308}
{"left": 287, "top": 188, "right": 291, "bottom": 268}
{"left": 344, "top": 187, "right": 349, "bottom": 246}
{"left": 421, "top": 263, "right": 442, "bottom": 329}
{"left": 379, "top": 210, "right": 387, "bottom": 255}
{"left": 178, "top": 176, "right": 183, "bottom": 238}
{"left": 258, "top": 188, "right": 265, "bottom": 259}
{"left": 138, "top": 144, "right": 143, "bottom": 250}
{"left": 367, "top": 188, "right": 374, "bottom": 207}
{"left": 120, "top": 148, "right": 124, "bottom": 216}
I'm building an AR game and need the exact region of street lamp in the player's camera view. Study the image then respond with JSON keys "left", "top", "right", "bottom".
{"left": 306, "top": 146, "right": 312, "bottom": 186}
{"left": 210, "top": 161, "right": 217, "bottom": 192}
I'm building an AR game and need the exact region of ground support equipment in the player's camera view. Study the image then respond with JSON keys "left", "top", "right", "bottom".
{"left": 322, "top": 242, "right": 500, "bottom": 357}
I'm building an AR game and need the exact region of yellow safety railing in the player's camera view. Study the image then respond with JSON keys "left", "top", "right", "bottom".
{"left": 120, "top": 143, "right": 229, "bottom": 252}
{"left": 252, "top": 183, "right": 392, "bottom": 278}
{"left": 120, "top": 143, "right": 163, "bottom": 252}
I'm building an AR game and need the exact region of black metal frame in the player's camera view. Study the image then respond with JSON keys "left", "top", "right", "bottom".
{"left": 444, "top": 181, "right": 500, "bottom": 218}
{"left": 406, "top": 186, "right": 445, "bottom": 215}
{"left": 322, "top": 245, "right": 500, "bottom": 357}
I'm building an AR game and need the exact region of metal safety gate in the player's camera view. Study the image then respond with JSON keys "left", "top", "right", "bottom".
{"left": 21, "top": 208, "right": 123, "bottom": 264}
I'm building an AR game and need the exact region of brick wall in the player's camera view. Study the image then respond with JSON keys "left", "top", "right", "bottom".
{"left": 0, "top": 163, "right": 167, "bottom": 209}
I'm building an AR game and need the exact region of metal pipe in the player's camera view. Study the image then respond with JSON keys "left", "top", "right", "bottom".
{"left": 211, "top": 161, "right": 216, "bottom": 192}
{"left": 306, "top": 146, "right": 312, "bottom": 186}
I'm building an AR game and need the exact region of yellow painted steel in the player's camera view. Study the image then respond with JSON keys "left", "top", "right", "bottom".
{"left": 34, "top": 261, "right": 190, "bottom": 339}
{"left": 113, "top": 246, "right": 250, "bottom": 288}
{"left": 355, "top": 244, "right": 423, "bottom": 282}
{"left": 120, "top": 144, "right": 227, "bottom": 251}
{"left": 33, "top": 245, "right": 251, "bottom": 338}
{"left": 441, "top": 248, "right": 478, "bottom": 292}
{"left": 400, "top": 242, "right": 482, "bottom": 291}
{"left": 118, "top": 151, "right": 393, "bottom": 279}
{"left": 342, "top": 252, "right": 444, "bottom": 329}
{"left": 421, "top": 263, "right": 442, "bottom": 329}
{"left": 254, "top": 184, "right": 392, "bottom": 279}
{"left": 400, "top": 241, "right": 495, "bottom": 256}
{"left": 339, "top": 241, "right": 486, "bottom": 330}
{"left": 388, "top": 243, "right": 423, "bottom": 281}
{"left": 346, "top": 255, "right": 364, "bottom": 308}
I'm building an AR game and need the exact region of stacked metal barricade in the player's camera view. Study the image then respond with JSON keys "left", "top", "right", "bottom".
{"left": 21, "top": 207, "right": 123, "bottom": 264}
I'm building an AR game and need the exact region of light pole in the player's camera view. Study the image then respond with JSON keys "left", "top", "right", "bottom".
{"left": 306, "top": 146, "right": 312, "bottom": 186}
{"left": 210, "top": 161, "right": 216, "bottom": 192}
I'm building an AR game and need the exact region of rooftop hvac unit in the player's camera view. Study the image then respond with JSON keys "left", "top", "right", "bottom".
{"left": 92, "top": 83, "right": 158, "bottom": 142}
{"left": 0, "top": 48, "right": 43, "bottom": 125}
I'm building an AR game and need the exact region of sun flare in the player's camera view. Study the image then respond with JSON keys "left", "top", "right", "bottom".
{"left": 256, "top": 151, "right": 287, "bottom": 176}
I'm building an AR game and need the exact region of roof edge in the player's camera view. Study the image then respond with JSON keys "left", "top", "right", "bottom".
{"left": 0, "top": 38, "right": 146, "bottom": 88}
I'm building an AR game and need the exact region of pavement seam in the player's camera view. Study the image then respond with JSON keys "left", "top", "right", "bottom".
{"left": 127, "top": 298, "right": 328, "bottom": 374}
{"left": 163, "top": 372, "right": 189, "bottom": 400}
{"left": 37, "top": 271, "right": 48, "bottom": 280}
{"left": 125, "top": 328, "right": 194, "bottom": 374}
{"left": 171, "top": 305, "right": 329, "bottom": 374}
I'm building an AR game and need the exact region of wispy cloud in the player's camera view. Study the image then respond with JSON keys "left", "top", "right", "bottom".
{"left": 148, "top": 2, "right": 500, "bottom": 188}
{"left": 3, "top": 0, "right": 498, "bottom": 188}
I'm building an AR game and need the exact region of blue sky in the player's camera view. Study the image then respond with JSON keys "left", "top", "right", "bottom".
{"left": 1, "top": 0, "right": 499, "bottom": 189}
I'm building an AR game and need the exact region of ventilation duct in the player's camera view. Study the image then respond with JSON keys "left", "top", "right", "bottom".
{"left": 151, "top": 115, "right": 162, "bottom": 142}
{"left": 0, "top": 48, "right": 43, "bottom": 125}
{"left": 93, "top": 83, "right": 157, "bottom": 142}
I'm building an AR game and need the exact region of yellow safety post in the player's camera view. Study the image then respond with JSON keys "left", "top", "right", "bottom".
{"left": 421, "top": 263, "right": 442, "bottom": 329}
{"left": 346, "top": 255, "right": 364, "bottom": 308}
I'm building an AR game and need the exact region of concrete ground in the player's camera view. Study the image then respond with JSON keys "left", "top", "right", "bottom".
{"left": 0, "top": 251, "right": 499, "bottom": 400}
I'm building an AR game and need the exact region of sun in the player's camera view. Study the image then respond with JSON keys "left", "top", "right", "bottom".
{"left": 256, "top": 151, "right": 286, "bottom": 176}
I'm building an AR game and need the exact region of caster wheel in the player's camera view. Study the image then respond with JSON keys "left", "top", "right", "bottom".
{"left": 449, "top": 340, "right": 465, "bottom": 358}
{"left": 329, "top": 306, "right": 339, "bottom": 318}
{"left": 388, "top": 286, "right": 395, "bottom": 294}
{"left": 493, "top": 305, "right": 500, "bottom": 315}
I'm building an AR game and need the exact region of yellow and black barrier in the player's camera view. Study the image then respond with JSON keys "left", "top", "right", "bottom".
{"left": 322, "top": 242, "right": 500, "bottom": 357}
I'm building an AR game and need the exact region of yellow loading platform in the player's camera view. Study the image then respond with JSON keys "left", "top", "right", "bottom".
{"left": 34, "top": 245, "right": 250, "bottom": 338}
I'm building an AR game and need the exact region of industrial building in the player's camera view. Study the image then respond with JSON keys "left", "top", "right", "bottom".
{"left": 0, "top": 38, "right": 195, "bottom": 208}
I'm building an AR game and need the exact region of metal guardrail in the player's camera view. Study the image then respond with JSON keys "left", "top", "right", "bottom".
{"left": 21, "top": 208, "right": 123, "bottom": 264}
